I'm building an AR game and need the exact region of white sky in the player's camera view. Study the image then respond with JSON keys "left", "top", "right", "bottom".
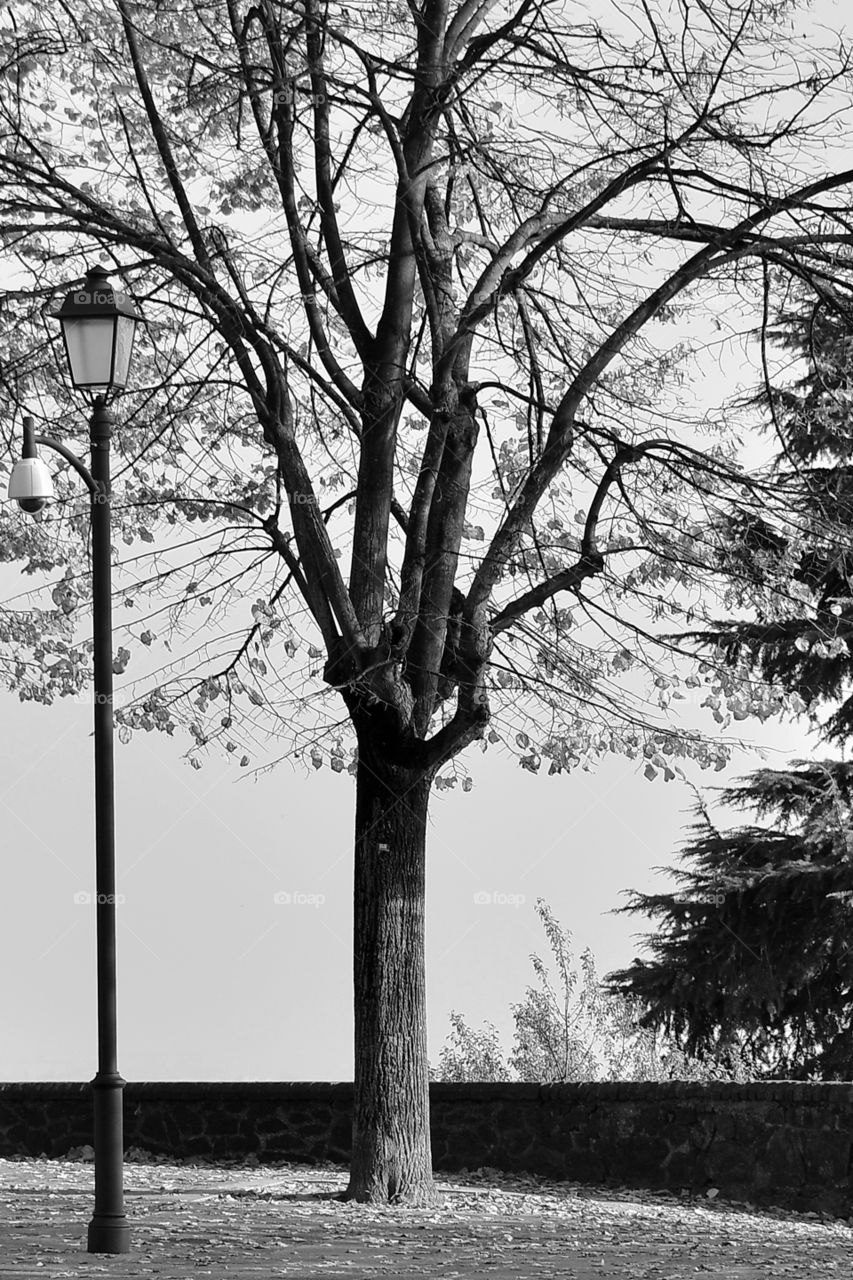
{"left": 0, "top": 673, "right": 819, "bottom": 1081}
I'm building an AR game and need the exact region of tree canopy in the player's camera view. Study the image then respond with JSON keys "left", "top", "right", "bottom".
{"left": 2, "top": 0, "right": 852, "bottom": 781}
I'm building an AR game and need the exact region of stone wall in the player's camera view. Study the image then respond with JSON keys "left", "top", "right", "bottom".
{"left": 1, "top": 1081, "right": 852, "bottom": 1215}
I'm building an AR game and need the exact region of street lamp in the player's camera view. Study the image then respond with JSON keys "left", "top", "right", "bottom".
{"left": 7, "top": 264, "right": 142, "bottom": 1255}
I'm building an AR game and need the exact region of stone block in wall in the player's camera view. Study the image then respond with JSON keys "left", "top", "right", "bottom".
{"left": 763, "top": 1128, "right": 810, "bottom": 1184}
{"left": 660, "top": 1145, "right": 697, "bottom": 1186}
{"left": 523, "top": 1145, "right": 567, "bottom": 1178}
{"left": 5, "top": 1121, "right": 41, "bottom": 1150}
{"left": 326, "top": 1115, "right": 352, "bottom": 1160}
{"left": 205, "top": 1110, "right": 243, "bottom": 1137}
{"left": 291, "top": 1119, "right": 328, "bottom": 1139}
{"left": 254, "top": 1107, "right": 289, "bottom": 1136}
{"left": 561, "top": 1148, "right": 607, "bottom": 1183}
{"left": 158, "top": 1102, "right": 206, "bottom": 1139}
{"left": 134, "top": 1109, "right": 173, "bottom": 1149}
{"left": 706, "top": 1109, "right": 742, "bottom": 1141}
{"left": 784, "top": 1129, "right": 852, "bottom": 1182}
{"left": 181, "top": 1135, "right": 215, "bottom": 1157}
{"left": 796, "top": 1104, "right": 843, "bottom": 1130}
{"left": 623, "top": 1133, "right": 672, "bottom": 1181}
{"left": 703, "top": 1143, "right": 770, "bottom": 1190}
{"left": 541, "top": 1105, "right": 593, "bottom": 1131}
{"left": 209, "top": 1132, "right": 256, "bottom": 1158}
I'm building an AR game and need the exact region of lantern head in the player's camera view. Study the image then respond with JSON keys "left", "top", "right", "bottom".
{"left": 56, "top": 265, "right": 142, "bottom": 396}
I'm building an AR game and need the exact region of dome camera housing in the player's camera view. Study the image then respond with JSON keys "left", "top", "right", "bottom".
{"left": 7, "top": 454, "right": 54, "bottom": 513}
{"left": 17, "top": 496, "right": 48, "bottom": 514}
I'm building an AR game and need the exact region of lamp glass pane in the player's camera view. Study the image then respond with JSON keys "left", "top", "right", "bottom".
{"left": 62, "top": 317, "right": 116, "bottom": 389}
{"left": 111, "top": 314, "right": 137, "bottom": 388}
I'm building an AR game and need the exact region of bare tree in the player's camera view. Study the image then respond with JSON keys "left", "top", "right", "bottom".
{"left": 2, "top": 0, "right": 853, "bottom": 1203}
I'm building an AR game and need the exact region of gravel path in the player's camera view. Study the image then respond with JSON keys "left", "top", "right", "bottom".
{"left": 2, "top": 1154, "right": 850, "bottom": 1278}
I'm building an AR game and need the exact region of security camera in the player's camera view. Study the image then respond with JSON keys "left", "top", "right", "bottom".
{"left": 17, "top": 495, "right": 48, "bottom": 514}
{"left": 7, "top": 449, "right": 54, "bottom": 514}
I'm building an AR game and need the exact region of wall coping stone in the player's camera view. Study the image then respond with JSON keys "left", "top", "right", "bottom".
{"left": 3, "top": 1080, "right": 853, "bottom": 1104}
{"left": 430, "top": 1083, "right": 541, "bottom": 1101}
{"left": 0, "top": 1082, "right": 354, "bottom": 1101}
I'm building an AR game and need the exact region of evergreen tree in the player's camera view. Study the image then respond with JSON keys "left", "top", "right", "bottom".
{"left": 687, "top": 284, "right": 853, "bottom": 741}
{"left": 606, "top": 763, "right": 853, "bottom": 1079}
{"left": 608, "top": 288, "right": 853, "bottom": 1080}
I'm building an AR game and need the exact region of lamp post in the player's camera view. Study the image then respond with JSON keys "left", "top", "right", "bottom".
{"left": 7, "top": 265, "right": 142, "bottom": 1255}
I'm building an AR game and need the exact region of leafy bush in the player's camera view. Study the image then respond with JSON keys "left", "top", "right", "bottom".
{"left": 431, "top": 1010, "right": 512, "bottom": 1082}
{"left": 433, "top": 898, "right": 751, "bottom": 1082}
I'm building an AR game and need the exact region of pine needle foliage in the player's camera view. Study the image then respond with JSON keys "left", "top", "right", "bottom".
{"left": 605, "top": 760, "right": 853, "bottom": 1079}
{"left": 681, "top": 287, "right": 853, "bottom": 742}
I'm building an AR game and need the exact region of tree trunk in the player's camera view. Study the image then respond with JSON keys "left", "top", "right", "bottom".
{"left": 343, "top": 745, "right": 438, "bottom": 1205}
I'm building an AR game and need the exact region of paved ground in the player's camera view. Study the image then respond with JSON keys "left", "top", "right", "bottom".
{"left": 2, "top": 1153, "right": 851, "bottom": 1279}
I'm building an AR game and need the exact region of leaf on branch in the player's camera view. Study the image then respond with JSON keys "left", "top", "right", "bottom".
{"left": 112, "top": 647, "right": 130, "bottom": 675}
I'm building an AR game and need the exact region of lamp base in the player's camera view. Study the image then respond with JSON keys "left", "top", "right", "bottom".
{"left": 87, "top": 1215, "right": 131, "bottom": 1254}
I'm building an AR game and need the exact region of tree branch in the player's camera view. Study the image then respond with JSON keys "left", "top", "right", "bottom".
{"left": 116, "top": 0, "right": 213, "bottom": 272}
{"left": 490, "top": 442, "right": 658, "bottom": 635}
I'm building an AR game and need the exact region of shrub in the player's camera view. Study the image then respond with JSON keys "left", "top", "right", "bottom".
{"left": 433, "top": 898, "right": 751, "bottom": 1082}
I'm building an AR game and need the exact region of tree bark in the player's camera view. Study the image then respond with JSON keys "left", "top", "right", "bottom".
{"left": 343, "top": 741, "right": 438, "bottom": 1205}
